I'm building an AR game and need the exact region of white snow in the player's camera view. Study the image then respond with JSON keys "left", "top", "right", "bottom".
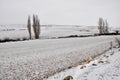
{"left": 47, "top": 48, "right": 120, "bottom": 80}
{"left": 0, "top": 24, "right": 120, "bottom": 80}
{"left": 0, "top": 35, "right": 120, "bottom": 80}
{"left": 0, "top": 25, "right": 117, "bottom": 41}
{"left": 0, "top": 25, "right": 99, "bottom": 40}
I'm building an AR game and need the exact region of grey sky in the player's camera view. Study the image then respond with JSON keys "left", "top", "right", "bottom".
{"left": 0, "top": 0, "right": 120, "bottom": 27}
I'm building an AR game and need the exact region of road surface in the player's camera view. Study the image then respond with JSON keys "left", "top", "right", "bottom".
{"left": 0, "top": 36, "right": 119, "bottom": 80}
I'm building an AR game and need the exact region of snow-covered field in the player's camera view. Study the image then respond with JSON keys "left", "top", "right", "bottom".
{"left": 0, "top": 25, "right": 120, "bottom": 80}
{"left": 0, "top": 24, "right": 118, "bottom": 41}
{"left": 47, "top": 48, "right": 120, "bottom": 80}
{"left": 0, "top": 25, "right": 99, "bottom": 40}
{"left": 0, "top": 35, "right": 120, "bottom": 80}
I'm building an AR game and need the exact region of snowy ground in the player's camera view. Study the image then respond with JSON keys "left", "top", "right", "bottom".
{"left": 0, "top": 25, "right": 103, "bottom": 40}
{"left": 0, "top": 24, "right": 118, "bottom": 41}
{"left": 0, "top": 36, "right": 120, "bottom": 80}
{"left": 0, "top": 25, "right": 118, "bottom": 41}
{"left": 0, "top": 25, "right": 120, "bottom": 80}
{"left": 47, "top": 48, "right": 120, "bottom": 80}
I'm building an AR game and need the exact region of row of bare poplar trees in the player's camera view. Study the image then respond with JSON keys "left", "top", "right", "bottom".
{"left": 98, "top": 17, "right": 109, "bottom": 34}
{"left": 27, "top": 16, "right": 109, "bottom": 39}
{"left": 27, "top": 15, "right": 40, "bottom": 39}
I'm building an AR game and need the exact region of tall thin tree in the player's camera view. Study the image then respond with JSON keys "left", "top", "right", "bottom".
{"left": 98, "top": 18, "right": 109, "bottom": 34}
{"left": 27, "top": 16, "right": 32, "bottom": 39}
{"left": 105, "top": 20, "right": 109, "bottom": 33}
{"left": 98, "top": 17, "right": 103, "bottom": 34}
{"left": 33, "top": 14, "right": 40, "bottom": 39}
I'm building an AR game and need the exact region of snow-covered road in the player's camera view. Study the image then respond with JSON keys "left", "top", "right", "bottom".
{"left": 0, "top": 36, "right": 119, "bottom": 80}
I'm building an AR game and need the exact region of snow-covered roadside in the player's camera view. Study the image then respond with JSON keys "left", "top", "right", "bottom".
{"left": 47, "top": 48, "right": 120, "bottom": 80}
{"left": 0, "top": 36, "right": 119, "bottom": 80}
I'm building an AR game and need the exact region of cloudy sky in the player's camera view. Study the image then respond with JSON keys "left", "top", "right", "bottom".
{"left": 0, "top": 0, "right": 120, "bottom": 27}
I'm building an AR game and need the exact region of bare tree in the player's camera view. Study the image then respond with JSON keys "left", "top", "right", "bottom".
{"left": 98, "top": 18, "right": 104, "bottom": 34}
{"left": 33, "top": 15, "right": 40, "bottom": 39}
{"left": 27, "top": 16, "right": 32, "bottom": 39}
{"left": 105, "top": 20, "right": 109, "bottom": 33}
{"left": 98, "top": 18, "right": 109, "bottom": 34}
{"left": 102, "top": 19, "right": 105, "bottom": 33}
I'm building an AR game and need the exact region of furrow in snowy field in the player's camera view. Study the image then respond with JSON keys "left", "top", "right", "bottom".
{"left": 0, "top": 36, "right": 119, "bottom": 80}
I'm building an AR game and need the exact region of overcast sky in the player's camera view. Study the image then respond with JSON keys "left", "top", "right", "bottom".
{"left": 0, "top": 0, "right": 120, "bottom": 27}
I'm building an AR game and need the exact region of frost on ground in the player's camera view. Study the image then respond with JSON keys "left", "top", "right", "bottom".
{"left": 0, "top": 25, "right": 117, "bottom": 40}
{"left": 0, "top": 25, "right": 99, "bottom": 40}
{"left": 47, "top": 48, "right": 120, "bottom": 80}
{"left": 0, "top": 36, "right": 119, "bottom": 80}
